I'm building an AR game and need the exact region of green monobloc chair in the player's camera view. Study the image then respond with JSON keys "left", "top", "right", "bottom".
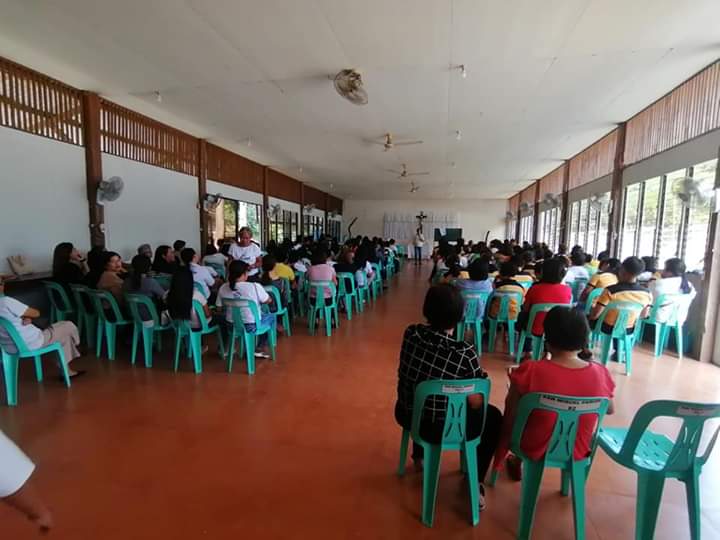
{"left": 125, "top": 294, "right": 173, "bottom": 368}
{"left": 263, "top": 285, "right": 291, "bottom": 336}
{"left": 489, "top": 393, "right": 610, "bottom": 540}
{"left": 635, "top": 293, "right": 685, "bottom": 359}
{"left": 515, "top": 302, "right": 569, "bottom": 363}
{"left": 70, "top": 283, "right": 97, "bottom": 347}
{"left": 598, "top": 400, "right": 720, "bottom": 540}
{"left": 172, "top": 300, "right": 225, "bottom": 374}
{"left": 397, "top": 378, "right": 492, "bottom": 527}
{"left": 0, "top": 316, "right": 71, "bottom": 406}
{"left": 336, "top": 272, "right": 360, "bottom": 320}
{"left": 487, "top": 292, "right": 523, "bottom": 356}
{"left": 455, "top": 290, "right": 491, "bottom": 356}
{"left": 42, "top": 280, "right": 75, "bottom": 323}
{"left": 308, "top": 281, "right": 339, "bottom": 337}
{"left": 89, "top": 289, "right": 132, "bottom": 360}
{"left": 224, "top": 298, "right": 276, "bottom": 375}
{"left": 591, "top": 301, "right": 644, "bottom": 376}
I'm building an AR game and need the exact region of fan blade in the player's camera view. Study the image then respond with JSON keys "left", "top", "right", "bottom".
{"left": 384, "top": 169, "right": 401, "bottom": 174}
{"left": 394, "top": 140, "right": 423, "bottom": 146}
{"left": 407, "top": 172, "right": 430, "bottom": 177}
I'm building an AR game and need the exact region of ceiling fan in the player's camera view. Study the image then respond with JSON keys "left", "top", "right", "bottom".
{"left": 370, "top": 133, "right": 423, "bottom": 152}
{"left": 385, "top": 163, "right": 430, "bottom": 179}
{"left": 409, "top": 181, "right": 420, "bottom": 194}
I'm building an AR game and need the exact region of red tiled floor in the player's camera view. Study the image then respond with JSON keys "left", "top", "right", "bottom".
{"left": 1, "top": 262, "right": 719, "bottom": 539}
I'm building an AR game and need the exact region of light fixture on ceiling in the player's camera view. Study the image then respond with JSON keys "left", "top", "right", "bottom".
{"left": 246, "top": 137, "right": 252, "bottom": 148}
{"left": 154, "top": 91, "right": 162, "bottom": 103}
{"left": 459, "top": 64, "right": 467, "bottom": 79}
{"left": 455, "top": 130, "right": 462, "bottom": 141}
{"left": 298, "top": 167, "right": 303, "bottom": 176}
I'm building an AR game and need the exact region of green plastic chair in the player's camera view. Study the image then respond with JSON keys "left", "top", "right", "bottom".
{"left": 42, "top": 281, "right": 75, "bottom": 323}
{"left": 598, "top": 400, "right": 720, "bottom": 540}
{"left": 487, "top": 292, "right": 523, "bottom": 356}
{"left": 397, "top": 378, "right": 492, "bottom": 527}
{"left": 193, "top": 282, "right": 209, "bottom": 299}
{"left": 205, "top": 261, "right": 226, "bottom": 279}
{"left": 518, "top": 280, "right": 533, "bottom": 291}
{"left": 455, "top": 290, "right": 491, "bottom": 356}
{"left": 570, "top": 278, "right": 589, "bottom": 305}
{"left": 69, "top": 284, "right": 97, "bottom": 347}
{"left": 308, "top": 281, "right": 339, "bottom": 337}
{"left": 153, "top": 274, "right": 172, "bottom": 289}
{"left": 591, "top": 301, "right": 644, "bottom": 376}
{"left": 370, "top": 262, "right": 384, "bottom": 297}
{"left": 336, "top": 272, "right": 359, "bottom": 320}
{"left": 89, "top": 290, "right": 132, "bottom": 361}
{"left": 0, "top": 316, "right": 71, "bottom": 406}
{"left": 489, "top": 393, "right": 610, "bottom": 540}
{"left": 295, "top": 270, "right": 308, "bottom": 316}
{"left": 385, "top": 255, "right": 395, "bottom": 281}
{"left": 224, "top": 298, "right": 277, "bottom": 375}
{"left": 172, "top": 300, "right": 225, "bottom": 374}
{"left": 515, "top": 303, "right": 569, "bottom": 363}
{"left": 279, "top": 277, "right": 294, "bottom": 317}
{"left": 636, "top": 293, "right": 685, "bottom": 359}
{"left": 583, "top": 287, "right": 605, "bottom": 317}
{"left": 125, "top": 294, "right": 173, "bottom": 368}
{"left": 263, "top": 285, "right": 291, "bottom": 336}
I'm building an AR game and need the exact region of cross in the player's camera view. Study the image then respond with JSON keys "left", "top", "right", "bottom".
{"left": 415, "top": 212, "right": 427, "bottom": 228}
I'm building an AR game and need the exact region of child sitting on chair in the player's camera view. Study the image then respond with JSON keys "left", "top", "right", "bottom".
{"left": 495, "top": 307, "right": 615, "bottom": 480}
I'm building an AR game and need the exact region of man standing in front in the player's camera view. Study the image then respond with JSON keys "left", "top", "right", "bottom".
{"left": 229, "top": 227, "right": 263, "bottom": 281}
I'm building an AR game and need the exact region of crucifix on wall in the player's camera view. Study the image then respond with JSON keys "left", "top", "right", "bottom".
{"left": 416, "top": 211, "right": 427, "bottom": 232}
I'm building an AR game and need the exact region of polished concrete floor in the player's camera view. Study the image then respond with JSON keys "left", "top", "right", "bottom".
{"left": 1, "top": 262, "right": 719, "bottom": 539}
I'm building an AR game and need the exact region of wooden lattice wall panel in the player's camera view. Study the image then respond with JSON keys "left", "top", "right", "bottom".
{"left": 568, "top": 129, "right": 618, "bottom": 189}
{"left": 0, "top": 56, "right": 83, "bottom": 145}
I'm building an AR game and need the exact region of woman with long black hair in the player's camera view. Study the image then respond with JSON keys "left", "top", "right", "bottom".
{"left": 52, "top": 242, "right": 87, "bottom": 292}
{"left": 166, "top": 261, "right": 208, "bottom": 329}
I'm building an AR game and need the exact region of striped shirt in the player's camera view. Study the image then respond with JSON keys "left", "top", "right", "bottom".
{"left": 595, "top": 282, "right": 652, "bottom": 329}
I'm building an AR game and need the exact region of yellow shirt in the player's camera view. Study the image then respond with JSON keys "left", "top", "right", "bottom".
{"left": 588, "top": 271, "right": 618, "bottom": 291}
{"left": 595, "top": 283, "right": 652, "bottom": 329}
{"left": 273, "top": 263, "right": 295, "bottom": 281}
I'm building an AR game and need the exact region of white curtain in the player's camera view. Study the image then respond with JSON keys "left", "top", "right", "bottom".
{"left": 383, "top": 212, "right": 459, "bottom": 258}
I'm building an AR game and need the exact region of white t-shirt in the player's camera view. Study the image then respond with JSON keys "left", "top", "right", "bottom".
{"left": 215, "top": 282, "right": 269, "bottom": 325}
{"left": 0, "top": 296, "right": 43, "bottom": 353}
{"left": 414, "top": 233, "right": 425, "bottom": 247}
{"left": 563, "top": 265, "right": 590, "bottom": 284}
{"left": 228, "top": 242, "right": 262, "bottom": 275}
{"left": 0, "top": 430, "right": 35, "bottom": 497}
{"left": 293, "top": 261, "right": 308, "bottom": 273}
{"left": 649, "top": 276, "right": 697, "bottom": 324}
{"left": 190, "top": 263, "right": 216, "bottom": 297}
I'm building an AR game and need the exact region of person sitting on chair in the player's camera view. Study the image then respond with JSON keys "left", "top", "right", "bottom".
{"left": 0, "top": 277, "right": 84, "bottom": 378}
{"left": 395, "top": 284, "right": 501, "bottom": 511}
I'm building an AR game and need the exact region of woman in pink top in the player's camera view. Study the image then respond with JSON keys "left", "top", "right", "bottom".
{"left": 495, "top": 306, "right": 615, "bottom": 478}
{"left": 307, "top": 249, "right": 337, "bottom": 304}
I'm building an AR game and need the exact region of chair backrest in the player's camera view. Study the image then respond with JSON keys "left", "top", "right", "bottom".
{"left": 263, "top": 285, "right": 283, "bottom": 311}
{"left": 584, "top": 287, "right": 605, "bottom": 315}
{"left": 70, "top": 283, "right": 94, "bottom": 314}
{"left": 279, "top": 277, "right": 292, "bottom": 304}
{"left": 411, "top": 378, "right": 491, "bottom": 447}
{"left": 193, "top": 282, "right": 209, "bottom": 298}
{"left": 206, "top": 262, "right": 226, "bottom": 279}
{"left": 518, "top": 280, "right": 533, "bottom": 291}
{"left": 616, "top": 400, "right": 720, "bottom": 471}
{"left": 191, "top": 299, "right": 212, "bottom": 331}
{"left": 222, "top": 297, "right": 262, "bottom": 328}
{"left": 489, "top": 291, "right": 523, "bottom": 321}
{"left": 570, "top": 278, "right": 589, "bottom": 302}
{"left": 526, "top": 302, "right": 570, "bottom": 332}
{"left": 89, "top": 289, "right": 126, "bottom": 322}
{"left": 0, "top": 316, "right": 33, "bottom": 355}
{"left": 647, "top": 293, "right": 682, "bottom": 325}
{"left": 460, "top": 290, "right": 491, "bottom": 322}
{"left": 153, "top": 274, "right": 172, "bottom": 290}
{"left": 43, "top": 281, "right": 73, "bottom": 312}
{"left": 594, "top": 300, "right": 644, "bottom": 336}
{"left": 512, "top": 393, "right": 609, "bottom": 466}
{"left": 336, "top": 272, "right": 357, "bottom": 295}
{"left": 309, "top": 281, "right": 336, "bottom": 306}
{"left": 125, "top": 293, "right": 161, "bottom": 325}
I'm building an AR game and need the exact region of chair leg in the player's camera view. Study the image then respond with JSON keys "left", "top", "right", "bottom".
{"left": 516, "top": 331, "right": 527, "bottom": 363}
{"left": 464, "top": 441, "right": 480, "bottom": 526}
{"left": 561, "top": 468, "right": 570, "bottom": 496}
{"left": 518, "top": 460, "right": 545, "bottom": 540}
{"left": 635, "top": 473, "right": 666, "bottom": 540}
{"left": 269, "top": 327, "right": 277, "bottom": 361}
{"left": 599, "top": 335, "right": 612, "bottom": 365}
{"left": 283, "top": 312, "right": 291, "bottom": 336}
{"left": 421, "top": 445, "right": 443, "bottom": 527}
{"left": 2, "top": 353, "right": 19, "bottom": 406}
{"left": 245, "top": 334, "right": 255, "bottom": 375}
{"left": 173, "top": 330, "right": 183, "bottom": 372}
{"left": 675, "top": 324, "right": 683, "bottom": 360}
{"left": 397, "top": 429, "right": 410, "bottom": 476}
{"left": 507, "top": 320, "right": 516, "bottom": 357}
{"left": 474, "top": 322, "right": 483, "bottom": 357}
{"left": 189, "top": 334, "right": 202, "bottom": 374}
{"left": 106, "top": 324, "right": 117, "bottom": 361}
{"left": 33, "top": 355, "right": 43, "bottom": 382}
{"left": 216, "top": 329, "right": 226, "bottom": 359}
{"left": 56, "top": 348, "right": 70, "bottom": 388}
{"left": 325, "top": 308, "right": 332, "bottom": 337}
{"left": 142, "top": 329, "right": 153, "bottom": 368}
{"left": 569, "top": 461, "right": 588, "bottom": 540}
{"left": 488, "top": 321, "right": 498, "bottom": 353}
{"left": 95, "top": 319, "right": 103, "bottom": 357}
{"left": 130, "top": 324, "right": 139, "bottom": 365}
{"left": 624, "top": 336, "right": 633, "bottom": 376}
{"left": 683, "top": 470, "right": 701, "bottom": 540}
{"left": 653, "top": 323, "right": 664, "bottom": 357}
{"left": 226, "top": 331, "right": 236, "bottom": 373}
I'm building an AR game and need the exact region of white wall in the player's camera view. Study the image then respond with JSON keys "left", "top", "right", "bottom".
{"left": 103, "top": 154, "right": 200, "bottom": 260}
{"left": 343, "top": 198, "right": 506, "bottom": 243}
{"left": 0, "top": 127, "right": 88, "bottom": 273}
{"left": 207, "top": 180, "right": 263, "bottom": 205}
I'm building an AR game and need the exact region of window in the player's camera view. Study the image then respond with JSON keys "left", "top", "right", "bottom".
{"left": 303, "top": 214, "right": 324, "bottom": 239}
{"left": 269, "top": 209, "right": 299, "bottom": 244}
{"left": 568, "top": 201, "right": 580, "bottom": 248}
{"left": 618, "top": 159, "right": 716, "bottom": 271}
{"left": 566, "top": 192, "right": 610, "bottom": 256}
{"left": 519, "top": 214, "right": 534, "bottom": 244}
{"left": 326, "top": 218, "right": 342, "bottom": 241}
{"left": 506, "top": 218, "right": 517, "bottom": 240}
{"left": 210, "top": 198, "right": 262, "bottom": 244}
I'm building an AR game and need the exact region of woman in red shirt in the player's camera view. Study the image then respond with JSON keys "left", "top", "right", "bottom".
{"left": 496, "top": 306, "right": 615, "bottom": 477}
{"left": 518, "top": 257, "right": 572, "bottom": 339}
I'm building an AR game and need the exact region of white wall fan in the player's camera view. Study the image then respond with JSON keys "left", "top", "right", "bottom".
{"left": 266, "top": 203, "right": 282, "bottom": 219}
{"left": 542, "top": 192, "right": 562, "bottom": 210}
{"left": 370, "top": 133, "right": 423, "bottom": 152}
{"left": 303, "top": 203, "right": 316, "bottom": 213}
{"left": 673, "top": 177, "right": 712, "bottom": 208}
{"left": 333, "top": 69, "right": 368, "bottom": 106}
{"left": 589, "top": 192, "right": 613, "bottom": 215}
{"left": 505, "top": 211, "right": 516, "bottom": 221}
{"left": 386, "top": 163, "right": 430, "bottom": 179}
{"left": 96, "top": 176, "right": 124, "bottom": 205}
{"left": 202, "top": 192, "right": 223, "bottom": 213}
{"left": 518, "top": 201, "right": 533, "bottom": 216}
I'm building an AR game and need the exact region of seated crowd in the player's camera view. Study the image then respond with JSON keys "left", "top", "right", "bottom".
{"left": 397, "top": 236, "right": 698, "bottom": 512}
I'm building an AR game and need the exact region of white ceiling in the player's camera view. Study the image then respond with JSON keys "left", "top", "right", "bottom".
{"left": 1, "top": 0, "right": 719, "bottom": 200}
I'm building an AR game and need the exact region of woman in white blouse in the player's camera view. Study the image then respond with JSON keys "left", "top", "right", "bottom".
{"left": 649, "top": 258, "right": 697, "bottom": 324}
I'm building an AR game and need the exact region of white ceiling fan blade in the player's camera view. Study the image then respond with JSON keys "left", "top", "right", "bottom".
{"left": 408, "top": 172, "right": 430, "bottom": 176}
{"left": 394, "top": 140, "right": 423, "bottom": 146}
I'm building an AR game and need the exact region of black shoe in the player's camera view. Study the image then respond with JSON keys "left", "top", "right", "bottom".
{"left": 59, "top": 370, "right": 86, "bottom": 381}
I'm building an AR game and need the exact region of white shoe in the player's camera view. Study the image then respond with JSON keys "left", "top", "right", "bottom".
{"left": 254, "top": 351, "right": 270, "bottom": 359}
{"left": 478, "top": 483, "right": 487, "bottom": 512}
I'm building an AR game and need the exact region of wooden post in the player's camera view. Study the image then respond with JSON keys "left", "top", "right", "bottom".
{"left": 559, "top": 162, "right": 570, "bottom": 248}
{"left": 81, "top": 91, "right": 105, "bottom": 247}
{"left": 532, "top": 181, "right": 540, "bottom": 244}
{"left": 697, "top": 143, "right": 720, "bottom": 363}
{"left": 262, "top": 167, "right": 270, "bottom": 245}
{"left": 607, "top": 123, "right": 627, "bottom": 256}
{"left": 300, "top": 183, "right": 305, "bottom": 237}
{"left": 198, "top": 139, "right": 208, "bottom": 249}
